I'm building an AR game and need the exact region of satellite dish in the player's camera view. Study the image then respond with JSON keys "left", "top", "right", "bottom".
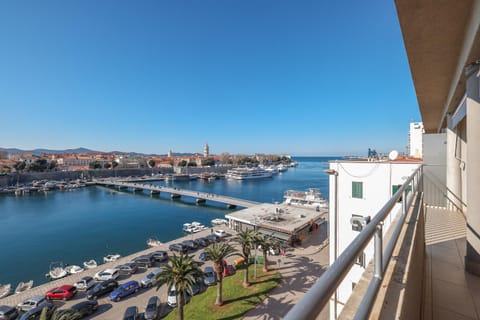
{"left": 388, "top": 150, "right": 399, "bottom": 161}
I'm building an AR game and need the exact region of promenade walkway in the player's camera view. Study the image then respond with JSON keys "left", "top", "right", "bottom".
{"left": 95, "top": 179, "right": 260, "bottom": 208}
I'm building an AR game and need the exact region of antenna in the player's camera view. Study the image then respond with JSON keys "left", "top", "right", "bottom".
{"left": 388, "top": 150, "right": 399, "bottom": 161}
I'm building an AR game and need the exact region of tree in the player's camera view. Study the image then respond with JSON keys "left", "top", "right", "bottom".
{"left": 178, "top": 160, "right": 187, "bottom": 167}
{"left": 233, "top": 229, "right": 257, "bottom": 287}
{"left": 155, "top": 253, "right": 204, "bottom": 320}
{"left": 187, "top": 162, "right": 197, "bottom": 167}
{"left": 88, "top": 161, "right": 102, "bottom": 169}
{"left": 148, "top": 159, "right": 156, "bottom": 168}
{"left": 104, "top": 162, "right": 111, "bottom": 169}
{"left": 202, "top": 158, "right": 215, "bottom": 166}
{"left": 111, "top": 160, "right": 119, "bottom": 169}
{"left": 48, "top": 160, "right": 57, "bottom": 171}
{"left": 256, "top": 235, "right": 278, "bottom": 272}
{"left": 39, "top": 306, "right": 80, "bottom": 320}
{"left": 204, "top": 242, "right": 238, "bottom": 305}
{"left": 13, "top": 161, "right": 26, "bottom": 172}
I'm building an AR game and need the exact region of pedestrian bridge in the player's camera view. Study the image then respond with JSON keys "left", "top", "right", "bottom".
{"left": 94, "top": 179, "right": 260, "bottom": 209}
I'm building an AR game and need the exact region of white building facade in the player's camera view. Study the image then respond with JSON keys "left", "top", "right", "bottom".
{"left": 327, "top": 160, "right": 421, "bottom": 319}
{"left": 409, "top": 121, "right": 424, "bottom": 158}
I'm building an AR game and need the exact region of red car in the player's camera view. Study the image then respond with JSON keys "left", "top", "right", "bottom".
{"left": 45, "top": 285, "right": 77, "bottom": 301}
{"left": 223, "top": 264, "right": 235, "bottom": 277}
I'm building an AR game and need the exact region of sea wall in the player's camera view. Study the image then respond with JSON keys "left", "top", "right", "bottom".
{"left": 0, "top": 168, "right": 174, "bottom": 187}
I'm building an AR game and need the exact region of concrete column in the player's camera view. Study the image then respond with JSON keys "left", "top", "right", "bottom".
{"left": 465, "top": 63, "right": 480, "bottom": 276}
{"left": 446, "top": 115, "right": 462, "bottom": 210}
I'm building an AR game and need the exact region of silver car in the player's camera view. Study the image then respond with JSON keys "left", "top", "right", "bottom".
{"left": 144, "top": 296, "right": 160, "bottom": 320}
{"left": 141, "top": 268, "right": 162, "bottom": 287}
{"left": 16, "top": 295, "right": 47, "bottom": 312}
{"left": 203, "top": 266, "right": 217, "bottom": 286}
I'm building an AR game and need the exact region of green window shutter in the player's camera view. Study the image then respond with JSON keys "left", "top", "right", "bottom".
{"left": 352, "top": 181, "right": 363, "bottom": 199}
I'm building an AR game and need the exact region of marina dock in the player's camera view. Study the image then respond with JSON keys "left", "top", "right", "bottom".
{"left": 95, "top": 179, "right": 260, "bottom": 208}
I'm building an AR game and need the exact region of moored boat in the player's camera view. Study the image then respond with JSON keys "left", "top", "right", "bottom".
{"left": 147, "top": 238, "right": 162, "bottom": 247}
{"left": 15, "top": 280, "right": 33, "bottom": 294}
{"left": 0, "top": 284, "right": 11, "bottom": 298}
{"left": 211, "top": 218, "right": 228, "bottom": 226}
{"left": 103, "top": 254, "right": 122, "bottom": 263}
{"left": 65, "top": 265, "right": 85, "bottom": 274}
{"left": 83, "top": 259, "right": 98, "bottom": 269}
{"left": 47, "top": 262, "right": 68, "bottom": 280}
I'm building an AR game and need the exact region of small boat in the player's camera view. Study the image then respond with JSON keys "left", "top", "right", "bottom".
{"left": 103, "top": 254, "right": 121, "bottom": 263}
{"left": 83, "top": 259, "right": 98, "bottom": 269}
{"left": 0, "top": 284, "right": 11, "bottom": 298}
{"left": 15, "top": 280, "right": 33, "bottom": 294}
{"left": 47, "top": 262, "right": 68, "bottom": 280}
{"left": 147, "top": 238, "right": 162, "bottom": 247}
{"left": 211, "top": 218, "right": 228, "bottom": 226}
{"left": 182, "top": 223, "right": 192, "bottom": 232}
{"left": 65, "top": 265, "right": 85, "bottom": 274}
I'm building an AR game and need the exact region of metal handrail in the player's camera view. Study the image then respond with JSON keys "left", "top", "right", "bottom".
{"left": 284, "top": 166, "right": 423, "bottom": 320}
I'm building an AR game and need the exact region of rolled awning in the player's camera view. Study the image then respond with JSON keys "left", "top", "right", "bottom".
{"left": 258, "top": 228, "right": 291, "bottom": 241}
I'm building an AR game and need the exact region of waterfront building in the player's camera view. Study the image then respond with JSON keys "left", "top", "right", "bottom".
{"left": 225, "top": 203, "right": 327, "bottom": 245}
{"left": 285, "top": 1, "right": 480, "bottom": 319}
{"left": 326, "top": 159, "right": 421, "bottom": 319}
{"left": 408, "top": 121, "right": 424, "bottom": 158}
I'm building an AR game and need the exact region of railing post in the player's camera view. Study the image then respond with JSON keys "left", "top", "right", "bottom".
{"left": 374, "top": 223, "right": 383, "bottom": 279}
{"left": 402, "top": 189, "right": 407, "bottom": 217}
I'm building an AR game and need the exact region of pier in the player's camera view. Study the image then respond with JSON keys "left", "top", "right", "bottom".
{"left": 95, "top": 179, "right": 260, "bottom": 208}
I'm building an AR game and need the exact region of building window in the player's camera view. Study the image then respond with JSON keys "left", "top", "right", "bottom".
{"left": 352, "top": 181, "right": 363, "bottom": 199}
{"left": 355, "top": 252, "right": 365, "bottom": 268}
{"left": 392, "top": 184, "right": 412, "bottom": 202}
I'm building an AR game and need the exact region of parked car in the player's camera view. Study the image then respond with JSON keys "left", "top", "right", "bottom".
{"left": 167, "top": 284, "right": 190, "bottom": 307}
{"left": 199, "top": 251, "right": 210, "bottom": 261}
{"left": 94, "top": 268, "right": 120, "bottom": 281}
{"left": 144, "top": 296, "right": 160, "bottom": 320}
{"left": 182, "top": 240, "right": 198, "bottom": 250}
{"left": 17, "top": 296, "right": 47, "bottom": 312}
{"left": 169, "top": 243, "right": 187, "bottom": 253}
{"left": 18, "top": 302, "right": 55, "bottom": 320}
{"left": 0, "top": 305, "right": 19, "bottom": 320}
{"left": 149, "top": 250, "right": 168, "bottom": 262}
{"left": 123, "top": 306, "right": 139, "bottom": 320}
{"left": 45, "top": 285, "right": 77, "bottom": 301}
{"left": 141, "top": 269, "right": 162, "bottom": 288}
{"left": 70, "top": 300, "right": 99, "bottom": 317}
{"left": 133, "top": 255, "right": 155, "bottom": 268}
{"left": 86, "top": 279, "right": 119, "bottom": 300}
{"left": 214, "top": 229, "right": 227, "bottom": 238}
{"left": 109, "top": 280, "right": 140, "bottom": 302}
{"left": 196, "top": 237, "right": 210, "bottom": 247}
{"left": 116, "top": 262, "right": 139, "bottom": 276}
{"left": 206, "top": 234, "right": 220, "bottom": 243}
{"left": 224, "top": 265, "right": 235, "bottom": 277}
{"left": 203, "top": 266, "right": 217, "bottom": 286}
{"left": 73, "top": 276, "right": 96, "bottom": 291}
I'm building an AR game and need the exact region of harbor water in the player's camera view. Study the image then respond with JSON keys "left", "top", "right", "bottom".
{"left": 0, "top": 156, "right": 337, "bottom": 288}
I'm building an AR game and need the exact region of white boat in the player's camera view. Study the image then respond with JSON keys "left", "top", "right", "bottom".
{"left": 147, "top": 237, "right": 162, "bottom": 247}
{"left": 283, "top": 188, "right": 328, "bottom": 210}
{"left": 83, "top": 259, "right": 98, "bottom": 269}
{"left": 0, "top": 284, "right": 11, "bottom": 298}
{"left": 103, "top": 254, "right": 122, "bottom": 263}
{"left": 211, "top": 218, "right": 228, "bottom": 226}
{"left": 226, "top": 167, "right": 273, "bottom": 180}
{"left": 15, "top": 280, "right": 33, "bottom": 294}
{"left": 182, "top": 223, "right": 192, "bottom": 232}
{"left": 65, "top": 265, "right": 85, "bottom": 274}
{"left": 47, "top": 262, "right": 68, "bottom": 280}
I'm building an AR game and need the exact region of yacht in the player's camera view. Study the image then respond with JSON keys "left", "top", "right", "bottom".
{"left": 226, "top": 167, "right": 273, "bottom": 180}
{"left": 283, "top": 188, "right": 328, "bottom": 210}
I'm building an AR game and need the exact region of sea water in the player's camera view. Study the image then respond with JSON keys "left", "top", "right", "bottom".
{"left": 0, "top": 156, "right": 338, "bottom": 287}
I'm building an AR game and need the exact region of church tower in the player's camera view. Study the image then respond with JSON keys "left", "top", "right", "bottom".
{"left": 203, "top": 143, "right": 209, "bottom": 157}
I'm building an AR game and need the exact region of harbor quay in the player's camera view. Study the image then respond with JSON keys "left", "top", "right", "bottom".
{"left": 0, "top": 225, "right": 330, "bottom": 319}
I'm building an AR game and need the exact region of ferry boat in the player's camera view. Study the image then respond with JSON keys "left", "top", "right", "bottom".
{"left": 226, "top": 167, "right": 273, "bottom": 180}
{"left": 283, "top": 188, "right": 328, "bottom": 210}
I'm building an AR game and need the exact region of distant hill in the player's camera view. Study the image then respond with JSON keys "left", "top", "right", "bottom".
{"left": 0, "top": 147, "right": 195, "bottom": 157}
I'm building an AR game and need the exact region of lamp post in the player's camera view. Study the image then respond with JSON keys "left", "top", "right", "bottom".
{"left": 324, "top": 168, "right": 338, "bottom": 319}
{"left": 253, "top": 215, "right": 258, "bottom": 279}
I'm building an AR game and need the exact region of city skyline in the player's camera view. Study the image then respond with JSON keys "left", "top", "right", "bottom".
{"left": 0, "top": 1, "right": 420, "bottom": 156}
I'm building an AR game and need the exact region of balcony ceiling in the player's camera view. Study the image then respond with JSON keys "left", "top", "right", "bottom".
{"left": 395, "top": 0, "right": 480, "bottom": 133}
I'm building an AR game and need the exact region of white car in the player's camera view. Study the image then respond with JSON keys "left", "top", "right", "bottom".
{"left": 214, "top": 229, "right": 226, "bottom": 238}
{"left": 94, "top": 268, "right": 120, "bottom": 281}
{"left": 167, "top": 284, "right": 190, "bottom": 307}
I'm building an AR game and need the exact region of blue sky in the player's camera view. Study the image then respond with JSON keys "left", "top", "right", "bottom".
{"left": 0, "top": 0, "right": 419, "bottom": 156}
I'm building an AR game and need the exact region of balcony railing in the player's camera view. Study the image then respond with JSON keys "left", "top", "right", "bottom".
{"left": 284, "top": 166, "right": 423, "bottom": 320}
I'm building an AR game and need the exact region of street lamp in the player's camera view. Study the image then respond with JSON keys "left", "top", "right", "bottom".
{"left": 324, "top": 168, "right": 338, "bottom": 319}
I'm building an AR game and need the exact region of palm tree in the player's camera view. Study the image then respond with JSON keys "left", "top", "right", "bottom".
{"left": 233, "top": 229, "right": 257, "bottom": 287}
{"left": 155, "top": 253, "right": 204, "bottom": 320}
{"left": 40, "top": 306, "right": 80, "bottom": 320}
{"left": 256, "top": 234, "right": 277, "bottom": 272}
{"left": 204, "top": 242, "right": 238, "bottom": 305}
